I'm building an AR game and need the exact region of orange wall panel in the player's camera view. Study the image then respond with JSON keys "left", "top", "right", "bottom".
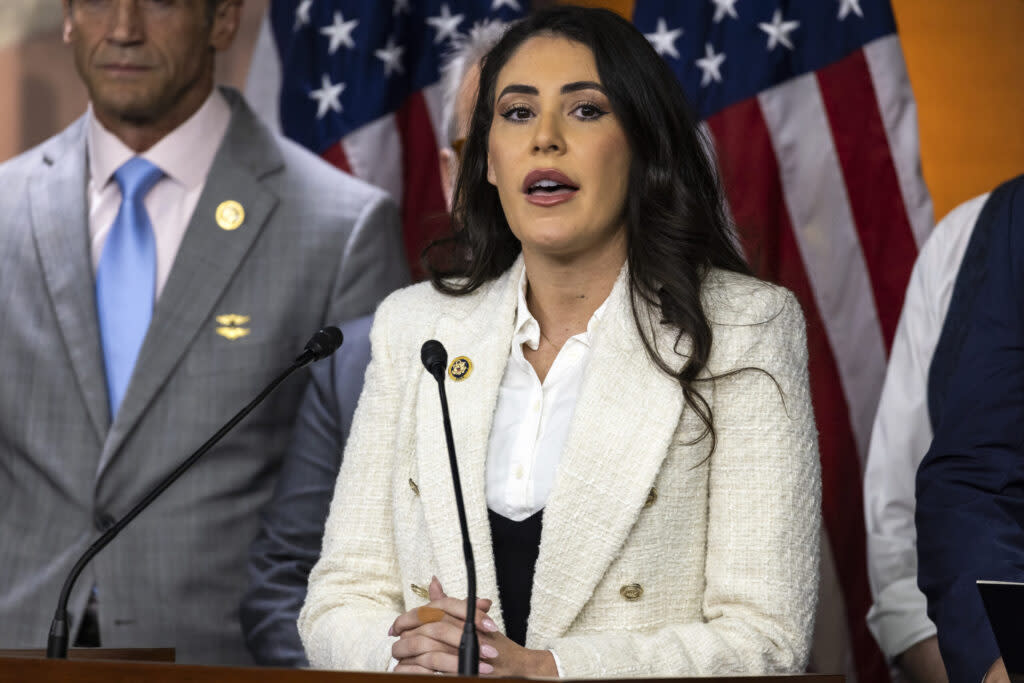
{"left": 892, "top": 0, "right": 1024, "bottom": 219}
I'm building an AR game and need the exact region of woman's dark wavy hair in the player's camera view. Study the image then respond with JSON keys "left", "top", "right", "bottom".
{"left": 425, "top": 6, "right": 751, "bottom": 451}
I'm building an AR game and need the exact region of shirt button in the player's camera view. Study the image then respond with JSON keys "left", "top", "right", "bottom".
{"left": 515, "top": 465, "right": 524, "bottom": 480}
{"left": 531, "top": 400, "right": 540, "bottom": 413}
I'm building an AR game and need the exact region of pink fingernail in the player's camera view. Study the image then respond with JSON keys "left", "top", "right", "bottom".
{"left": 481, "top": 644, "right": 498, "bottom": 658}
{"left": 387, "top": 625, "right": 395, "bottom": 637}
{"left": 480, "top": 662, "right": 494, "bottom": 674}
{"left": 482, "top": 617, "right": 498, "bottom": 632}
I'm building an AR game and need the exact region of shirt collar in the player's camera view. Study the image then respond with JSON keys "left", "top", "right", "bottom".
{"left": 511, "top": 262, "right": 626, "bottom": 353}
{"left": 86, "top": 88, "right": 232, "bottom": 191}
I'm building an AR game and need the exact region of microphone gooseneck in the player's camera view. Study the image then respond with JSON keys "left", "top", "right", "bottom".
{"left": 420, "top": 339, "right": 478, "bottom": 676}
{"left": 46, "top": 326, "right": 344, "bottom": 659}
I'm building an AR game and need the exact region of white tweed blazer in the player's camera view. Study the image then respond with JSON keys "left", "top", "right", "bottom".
{"left": 299, "top": 258, "right": 821, "bottom": 676}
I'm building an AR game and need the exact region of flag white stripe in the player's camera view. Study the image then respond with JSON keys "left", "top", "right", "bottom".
{"left": 343, "top": 116, "right": 404, "bottom": 204}
{"left": 864, "top": 35, "right": 934, "bottom": 247}
{"left": 759, "top": 74, "right": 887, "bottom": 463}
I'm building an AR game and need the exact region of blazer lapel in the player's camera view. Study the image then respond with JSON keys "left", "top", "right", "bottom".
{"left": 415, "top": 262, "right": 522, "bottom": 629}
{"left": 28, "top": 119, "right": 109, "bottom": 444}
{"left": 98, "top": 91, "right": 283, "bottom": 475}
{"left": 526, "top": 280, "right": 689, "bottom": 644}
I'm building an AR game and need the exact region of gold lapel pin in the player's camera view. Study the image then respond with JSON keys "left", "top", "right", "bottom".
{"left": 447, "top": 356, "right": 472, "bottom": 381}
{"left": 216, "top": 200, "right": 245, "bottom": 231}
{"left": 215, "top": 313, "right": 251, "bottom": 340}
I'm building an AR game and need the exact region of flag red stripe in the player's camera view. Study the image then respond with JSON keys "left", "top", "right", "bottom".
{"left": 395, "top": 92, "right": 450, "bottom": 280}
{"left": 322, "top": 142, "right": 353, "bottom": 175}
{"left": 816, "top": 50, "right": 918, "bottom": 351}
{"left": 708, "top": 98, "right": 890, "bottom": 683}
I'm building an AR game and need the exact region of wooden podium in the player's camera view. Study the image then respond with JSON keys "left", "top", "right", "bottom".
{"left": 0, "top": 655, "right": 845, "bottom": 683}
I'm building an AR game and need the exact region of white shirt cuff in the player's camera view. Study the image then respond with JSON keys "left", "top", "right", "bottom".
{"left": 549, "top": 649, "right": 565, "bottom": 677}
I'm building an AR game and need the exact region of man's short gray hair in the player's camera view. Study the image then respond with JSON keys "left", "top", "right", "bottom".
{"left": 439, "top": 19, "right": 511, "bottom": 147}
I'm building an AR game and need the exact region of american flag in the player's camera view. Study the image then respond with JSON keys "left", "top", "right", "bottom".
{"left": 631, "top": 0, "right": 930, "bottom": 680}
{"left": 248, "top": 0, "right": 931, "bottom": 679}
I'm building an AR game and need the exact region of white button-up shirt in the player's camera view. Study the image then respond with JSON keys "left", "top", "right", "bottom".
{"left": 485, "top": 267, "right": 615, "bottom": 521}
{"left": 86, "top": 89, "right": 232, "bottom": 299}
{"left": 863, "top": 193, "right": 987, "bottom": 659}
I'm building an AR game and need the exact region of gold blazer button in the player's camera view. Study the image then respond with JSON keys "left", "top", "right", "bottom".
{"left": 409, "top": 478, "right": 420, "bottom": 496}
{"left": 644, "top": 487, "right": 658, "bottom": 508}
{"left": 620, "top": 583, "right": 644, "bottom": 601}
{"left": 411, "top": 583, "right": 429, "bottom": 599}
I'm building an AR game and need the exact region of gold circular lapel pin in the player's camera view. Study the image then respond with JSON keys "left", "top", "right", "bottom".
{"left": 215, "top": 200, "right": 245, "bottom": 231}
{"left": 447, "top": 356, "right": 472, "bottom": 381}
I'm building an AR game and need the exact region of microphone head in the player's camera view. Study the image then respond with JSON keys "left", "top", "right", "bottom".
{"left": 304, "top": 326, "right": 344, "bottom": 362}
{"left": 421, "top": 339, "right": 448, "bottom": 381}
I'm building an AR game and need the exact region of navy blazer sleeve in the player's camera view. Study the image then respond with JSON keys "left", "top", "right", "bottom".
{"left": 240, "top": 315, "right": 374, "bottom": 667}
{"left": 916, "top": 177, "right": 1024, "bottom": 683}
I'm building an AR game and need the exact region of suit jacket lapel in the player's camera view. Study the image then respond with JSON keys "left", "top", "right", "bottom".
{"left": 28, "top": 118, "right": 109, "bottom": 444}
{"left": 98, "top": 91, "right": 283, "bottom": 475}
{"left": 415, "top": 262, "right": 522, "bottom": 630}
{"left": 526, "top": 279, "right": 689, "bottom": 644}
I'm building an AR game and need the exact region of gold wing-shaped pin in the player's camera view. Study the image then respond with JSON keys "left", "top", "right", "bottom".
{"left": 216, "top": 314, "right": 251, "bottom": 326}
{"left": 216, "top": 326, "right": 251, "bottom": 341}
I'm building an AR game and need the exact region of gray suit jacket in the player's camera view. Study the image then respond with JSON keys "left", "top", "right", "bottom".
{"left": 0, "top": 88, "right": 408, "bottom": 664}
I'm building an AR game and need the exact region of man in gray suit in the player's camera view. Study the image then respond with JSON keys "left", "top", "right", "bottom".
{"left": 0, "top": 0, "right": 407, "bottom": 665}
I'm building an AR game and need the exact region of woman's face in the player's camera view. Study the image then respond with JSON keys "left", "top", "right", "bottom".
{"left": 486, "top": 35, "right": 632, "bottom": 264}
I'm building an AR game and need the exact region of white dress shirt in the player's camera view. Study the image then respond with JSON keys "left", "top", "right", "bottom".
{"left": 86, "top": 89, "right": 232, "bottom": 299}
{"left": 863, "top": 193, "right": 987, "bottom": 659}
{"left": 484, "top": 267, "right": 617, "bottom": 521}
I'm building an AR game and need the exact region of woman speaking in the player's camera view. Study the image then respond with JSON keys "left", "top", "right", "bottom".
{"left": 299, "top": 6, "right": 820, "bottom": 677}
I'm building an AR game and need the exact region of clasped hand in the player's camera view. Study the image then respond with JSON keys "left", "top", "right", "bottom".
{"left": 389, "top": 577, "right": 557, "bottom": 676}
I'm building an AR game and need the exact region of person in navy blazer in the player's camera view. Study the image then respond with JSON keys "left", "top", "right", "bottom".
{"left": 916, "top": 175, "right": 1024, "bottom": 683}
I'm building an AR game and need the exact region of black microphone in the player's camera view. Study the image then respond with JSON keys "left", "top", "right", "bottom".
{"left": 294, "top": 325, "right": 344, "bottom": 366}
{"left": 46, "top": 326, "right": 344, "bottom": 659}
{"left": 420, "top": 340, "right": 479, "bottom": 676}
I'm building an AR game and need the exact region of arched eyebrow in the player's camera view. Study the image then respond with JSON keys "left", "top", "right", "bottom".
{"left": 561, "top": 81, "right": 605, "bottom": 94}
{"left": 496, "top": 81, "right": 606, "bottom": 99}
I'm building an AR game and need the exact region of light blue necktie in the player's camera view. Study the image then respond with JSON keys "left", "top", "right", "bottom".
{"left": 96, "top": 157, "right": 163, "bottom": 417}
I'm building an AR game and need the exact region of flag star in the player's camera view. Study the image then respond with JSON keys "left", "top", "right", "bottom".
{"left": 838, "top": 0, "right": 864, "bottom": 20}
{"left": 393, "top": 0, "right": 410, "bottom": 15}
{"left": 309, "top": 74, "right": 345, "bottom": 119}
{"left": 375, "top": 36, "right": 405, "bottom": 77}
{"left": 491, "top": 0, "right": 521, "bottom": 10}
{"left": 293, "top": 0, "right": 312, "bottom": 31}
{"left": 427, "top": 4, "right": 465, "bottom": 45}
{"left": 644, "top": 18, "right": 683, "bottom": 60}
{"left": 711, "top": 0, "right": 739, "bottom": 23}
{"left": 320, "top": 12, "right": 358, "bottom": 54}
{"left": 758, "top": 9, "right": 800, "bottom": 51}
{"left": 695, "top": 42, "right": 726, "bottom": 86}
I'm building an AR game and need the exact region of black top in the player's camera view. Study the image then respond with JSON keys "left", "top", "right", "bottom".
{"left": 488, "top": 508, "right": 544, "bottom": 647}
